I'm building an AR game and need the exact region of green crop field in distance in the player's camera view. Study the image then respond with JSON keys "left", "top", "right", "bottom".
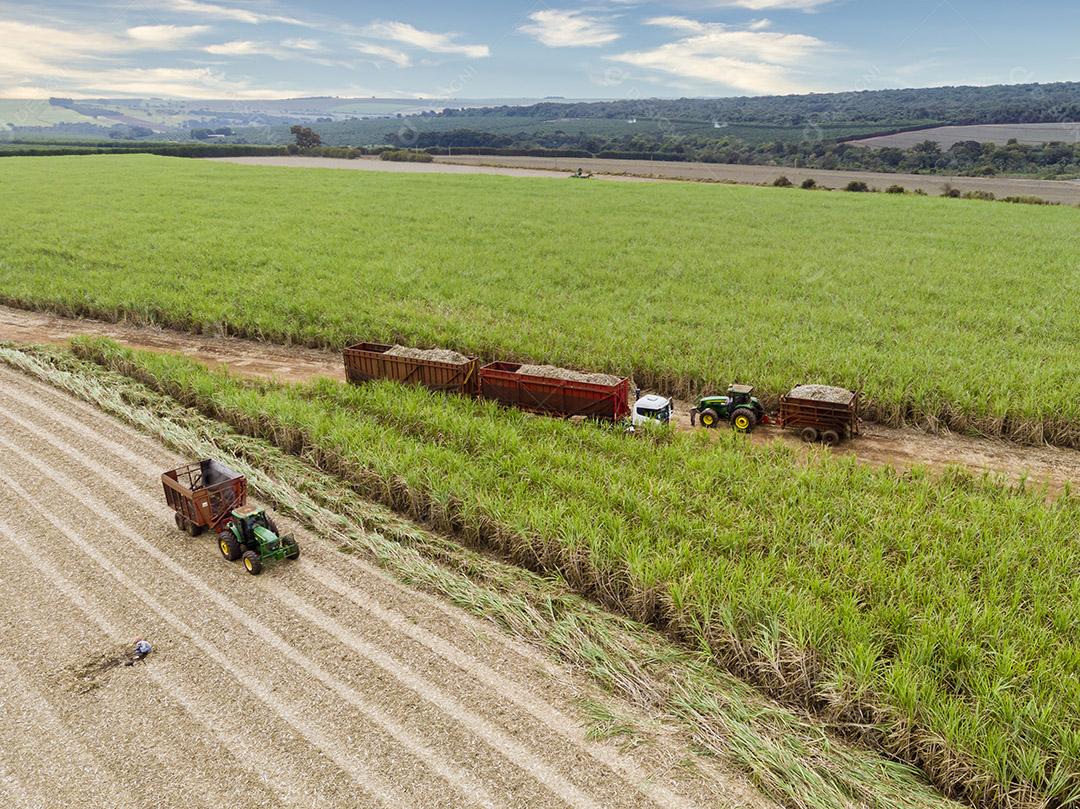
{"left": 1, "top": 154, "right": 1079, "bottom": 446}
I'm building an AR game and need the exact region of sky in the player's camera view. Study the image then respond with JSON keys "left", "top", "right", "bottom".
{"left": 1, "top": 0, "right": 1079, "bottom": 100}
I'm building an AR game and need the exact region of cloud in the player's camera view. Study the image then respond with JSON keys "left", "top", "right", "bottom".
{"left": 161, "top": 0, "right": 311, "bottom": 27}
{"left": 707, "top": 0, "right": 833, "bottom": 9}
{"left": 611, "top": 19, "right": 827, "bottom": 94}
{"left": 360, "top": 21, "right": 489, "bottom": 58}
{"left": 352, "top": 43, "right": 412, "bottom": 68}
{"left": 518, "top": 10, "right": 620, "bottom": 48}
{"left": 126, "top": 25, "right": 210, "bottom": 46}
{"left": 203, "top": 39, "right": 348, "bottom": 67}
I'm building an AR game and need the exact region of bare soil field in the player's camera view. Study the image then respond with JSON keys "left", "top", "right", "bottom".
{"left": 208, "top": 154, "right": 1080, "bottom": 204}
{"left": 3, "top": 304, "right": 1076, "bottom": 497}
{"left": 851, "top": 122, "right": 1080, "bottom": 149}
{"left": 0, "top": 362, "right": 765, "bottom": 809}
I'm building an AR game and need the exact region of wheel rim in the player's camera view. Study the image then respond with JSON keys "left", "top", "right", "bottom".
{"left": 702, "top": 414, "right": 714, "bottom": 426}
{"left": 735, "top": 416, "right": 749, "bottom": 430}
{"left": 220, "top": 540, "right": 229, "bottom": 557}
{"left": 244, "top": 557, "right": 253, "bottom": 571}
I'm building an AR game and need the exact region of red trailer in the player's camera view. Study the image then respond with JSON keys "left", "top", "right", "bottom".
{"left": 774, "top": 385, "right": 860, "bottom": 445}
{"left": 343, "top": 342, "right": 480, "bottom": 396}
{"left": 162, "top": 460, "right": 247, "bottom": 536}
{"left": 479, "top": 362, "right": 631, "bottom": 421}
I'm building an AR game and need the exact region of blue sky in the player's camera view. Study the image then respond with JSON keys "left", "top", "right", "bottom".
{"left": 1, "top": 0, "right": 1078, "bottom": 100}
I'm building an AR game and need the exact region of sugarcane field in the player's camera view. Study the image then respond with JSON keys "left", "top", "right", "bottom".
{"left": 3, "top": 21, "right": 1080, "bottom": 808}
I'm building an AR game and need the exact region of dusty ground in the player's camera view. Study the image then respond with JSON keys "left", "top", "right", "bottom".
{"left": 206, "top": 155, "right": 660, "bottom": 183}
{"left": 850, "top": 122, "right": 1080, "bottom": 149}
{"left": 2, "top": 304, "right": 1076, "bottom": 497}
{"left": 0, "top": 362, "right": 772, "bottom": 809}
{"left": 209, "top": 154, "right": 1080, "bottom": 205}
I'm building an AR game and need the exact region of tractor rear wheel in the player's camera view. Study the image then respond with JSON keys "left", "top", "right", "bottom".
{"left": 799, "top": 426, "right": 818, "bottom": 443}
{"left": 821, "top": 429, "right": 841, "bottom": 446}
{"left": 698, "top": 408, "right": 720, "bottom": 428}
{"left": 285, "top": 539, "right": 301, "bottom": 561}
{"left": 242, "top": 551, "right": 263, "bottom": 576}
{"left": 731, "top": 408, "right": 757, "bottom": 433}
{"left": 219, "top": 531, "right": 243, "bottom": 561}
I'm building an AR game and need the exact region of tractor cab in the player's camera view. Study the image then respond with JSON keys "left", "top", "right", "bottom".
{"left": 230, "top": 505, "right": 280, "bottom": 550}
{"left": 692, "top": 383, "right": 766, "bottom": 431}
{"left": 632, "top": 394, "right": 674, "bottom": 426}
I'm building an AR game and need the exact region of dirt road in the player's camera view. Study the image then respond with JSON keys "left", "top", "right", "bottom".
{"left": 2, "top": 304, "right": 1075, "bottom": 497}
{"left": 208, "top": 154, "right": 1080, "bottom": 205}
{"left": 0, "top": 362, "right": 766, "bottom": 809}
{"left": 207, "top": 155, "right": 660, "bottom": 183}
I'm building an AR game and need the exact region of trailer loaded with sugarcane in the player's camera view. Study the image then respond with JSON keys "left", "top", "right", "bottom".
{"left": 161, "top": 459, "right": 300, "bottom": 575}
{"left": 343, "top": 341, "right": 859, "bottom": 443}
{"left": 691, "top": 383, "right": 860, "bottom": 445}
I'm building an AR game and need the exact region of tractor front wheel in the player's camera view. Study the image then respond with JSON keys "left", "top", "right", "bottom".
{"left": 219, "top": 531, "right": 243, "bottom": 561}
{"left": 242, "top": 551, "right": 263, "bottom": 576}
{"left": 285, "top": 539, "right": 301, "bottom": 561}
{"left": 731, "top": 408, "right": 757, "bottom": 433}
{"left": 698, "top": 408, "right": 719, "bottom": 429}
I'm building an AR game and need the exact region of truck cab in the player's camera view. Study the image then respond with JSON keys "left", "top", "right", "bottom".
{"left": 631, "top": 394, "right": 673, "bottom": 426}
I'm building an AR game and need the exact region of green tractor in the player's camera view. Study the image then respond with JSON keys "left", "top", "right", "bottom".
{"left": 690, "top": 384, "right": 767, "bottom": 432}
{"left": 218, "top": 505, "right": 300, "bottom": 576}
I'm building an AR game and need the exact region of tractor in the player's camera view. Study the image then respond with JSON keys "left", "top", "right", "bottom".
{"left": 690, "top": 384, "right": 766, "bottom": 432}
{"left": 217, "top": 505, "right": 300, "bottom": 576}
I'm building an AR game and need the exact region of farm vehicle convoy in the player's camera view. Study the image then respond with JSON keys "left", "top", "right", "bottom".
{"left": 156, "top": 345, "right": 858, "bottom": 573}
{"left": 343, "top": 342, "right": 861, "bottom": 444}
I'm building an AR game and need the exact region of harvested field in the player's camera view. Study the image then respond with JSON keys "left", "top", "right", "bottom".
{"left": 0, "top": 361, "right": 764, "bottom": 809}
{"left": 386, "top": 344, "right": 471, "bottom": 364}
{"left": 212, "top": 155, "right": 1080, "bottom": 203}
{"left": 850, "top": 122, "right": 1080, "bottom": 149}
{"left": 517, "top": 364, "right": 624, "bottom": 386}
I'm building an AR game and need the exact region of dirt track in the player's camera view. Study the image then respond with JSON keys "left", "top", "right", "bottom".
{"left": 0, "top": 362, "right": 768, "bottom": 808}
{"left": 209, "top": 154, "right": 1080, "bottom": 205}
{"left": 2, "top": 304, "right": 1076, "bottom": 497}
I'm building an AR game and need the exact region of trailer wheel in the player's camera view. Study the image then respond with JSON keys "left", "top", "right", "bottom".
{"left": 731, "top": 408, "right": 757, "bottom": 433}
{"left": 187, "top": 520, "right": 204, "bottom": 538}
{"left": 242, "top": 551, "right": 263, "bottom": 576}
{"left": 799, "top": 426, "right": 818, "bottom": 443}
{"left": 285, "top": 539, "right": 301, "bottom": 561}
{"left": 219, "top": 531, "right": 243, "bottom": 561}
{"left": 174, "top": 512, "right": 186, "bottom": 532}
{"left": 821, "top": 429, "right": 840, "bottom": 446}
{"left": 698, "top": 408, "right": 719, "bottom": 428}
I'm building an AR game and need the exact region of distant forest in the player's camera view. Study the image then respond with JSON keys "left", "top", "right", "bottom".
{"left": 235, "top": 82, "right": 1080, "bottom": 178}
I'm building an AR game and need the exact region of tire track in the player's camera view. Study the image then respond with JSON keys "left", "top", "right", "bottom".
{"left": 0, "top": 514, "right": 330, "bottom": 809}
{"left": 0, "top": 478, "right": 415, "bottom": 809}
{"left": 0, "top": 431, "right": 599, "bottom": 809}
{"left": 0, "top": 369, "right": 707, "bottom": 808}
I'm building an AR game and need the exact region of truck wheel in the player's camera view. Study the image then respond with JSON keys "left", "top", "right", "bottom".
{"left": 242, "top": 551, "right": 263, "bottom": 576}
{"left": 174, "top": 513, "right": 186, "bottom": 532}
{"left": 821, "top": 429, "right": 840, "bottom": 446}
{"left": 799, "top": 427, "right": 818, "bottom": 443}
{"left": 219, "top": 531, "right": 243, "bottom": 561}
{"left": 731, "top": 408, "right": 757, "bottom": 432}
{"left": 285, "top": 539, "right": 301, "bottom": 561}
{"left": 698, "top": 408, "right": 719, "bottom": 428}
